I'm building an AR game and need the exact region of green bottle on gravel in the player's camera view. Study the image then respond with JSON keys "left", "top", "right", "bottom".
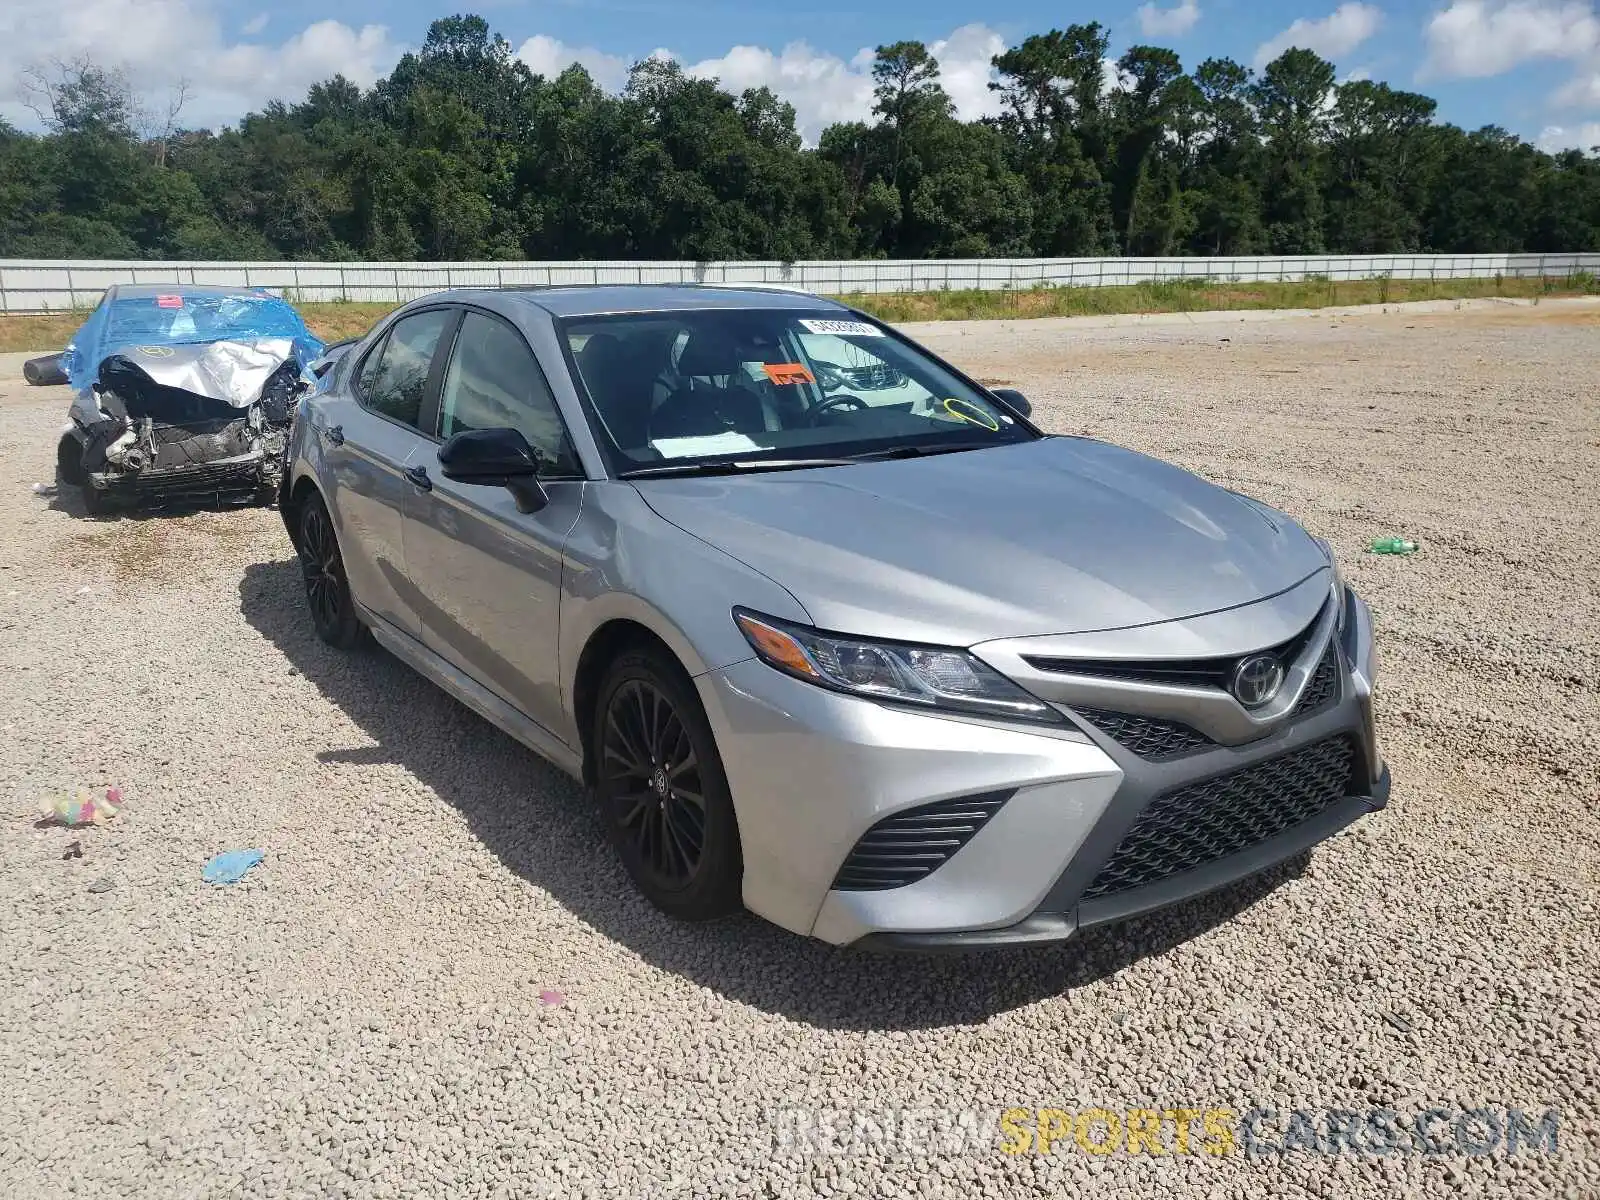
{"left": 1368, "top": 537, "right": 1417, "bottom": 555}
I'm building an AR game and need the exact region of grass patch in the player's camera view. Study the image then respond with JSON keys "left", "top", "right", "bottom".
{"left": 843, "top": 273, "right": 1599, "bottom": 323}
{"left": 3, "top": 275, "right": 1595, "bottom": 353}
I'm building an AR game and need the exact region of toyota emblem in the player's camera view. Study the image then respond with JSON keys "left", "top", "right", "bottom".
{"left": 1230, "top": 653, "right": 1285, "bottom": 708}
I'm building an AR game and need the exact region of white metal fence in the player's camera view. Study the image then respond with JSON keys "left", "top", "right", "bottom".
{"left": 2, "top": 253, "right": 1597, "bottom": 313}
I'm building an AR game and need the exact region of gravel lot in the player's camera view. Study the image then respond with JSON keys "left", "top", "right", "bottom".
{"left": 2, "top": 304, "right": 1597, "bottom": 1198}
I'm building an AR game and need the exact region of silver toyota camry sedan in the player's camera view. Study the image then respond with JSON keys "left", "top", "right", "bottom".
{"left": 279, "top": 285, "right": 1389, "bottom": 949}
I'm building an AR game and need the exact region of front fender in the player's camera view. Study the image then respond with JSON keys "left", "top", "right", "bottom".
{"left": 555, "top": 482, "right": 813, "bottom": 746}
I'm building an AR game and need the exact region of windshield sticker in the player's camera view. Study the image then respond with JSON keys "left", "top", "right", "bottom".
{"left": 650, "top": 431, "right": 764, "bottom": 458}
{"left": 798, "top": 319, "right": 883, "bottom": 337}
{"left": 763, "top": 362, "right": 816, "bottom": 386}
{"left": 155, "top": 294, "right": 185, "bottom": 309}
{"left": 942, "top": 397, "right": 1001, "bottom": 432}
{"left": 137, "top": 345, "right": 176, "bottom": 357}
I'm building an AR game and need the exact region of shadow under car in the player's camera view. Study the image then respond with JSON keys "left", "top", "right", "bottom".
{"left": 239, "top": 556, "right": 1312, "bottom": 1031}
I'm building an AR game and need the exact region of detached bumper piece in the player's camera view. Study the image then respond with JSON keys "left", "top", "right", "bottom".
{"left": 832, "top": 790, "right": 1014, "bottom": 891}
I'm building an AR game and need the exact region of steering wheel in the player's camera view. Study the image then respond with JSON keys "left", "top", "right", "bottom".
{"left": 806, "top": 394, "right": 868, "bottom": 424}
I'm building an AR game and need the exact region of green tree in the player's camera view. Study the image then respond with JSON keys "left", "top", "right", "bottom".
{"left": 1251, "top": 49, "right": 1336, "bottom": 253}
{"left": 990, "top": 26, "right": 1117, "bottom": 254}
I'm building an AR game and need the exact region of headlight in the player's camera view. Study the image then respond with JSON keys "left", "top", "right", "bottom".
{"left": 733, "top": 609, "right": 1061, "bottom": 724}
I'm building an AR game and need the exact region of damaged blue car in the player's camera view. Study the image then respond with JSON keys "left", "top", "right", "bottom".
{"left": 54, "top": 284, "right": 324, "bottom": 513}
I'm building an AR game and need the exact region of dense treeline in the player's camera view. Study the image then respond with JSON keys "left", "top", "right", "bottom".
{"left": 2, "top": 14, "right": 1598, "bottom": 263}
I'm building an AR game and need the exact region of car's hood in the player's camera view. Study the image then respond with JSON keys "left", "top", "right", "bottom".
{"left": 635, "top": 437, "right": 1330, "bottom": 645}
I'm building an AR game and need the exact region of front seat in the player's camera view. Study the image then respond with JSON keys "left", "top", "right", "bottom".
{"left": 576, "top": 333, "right": 658, "bottom": 451}
{"left": 650, "top": 329, "right": 768, "bottom": 441}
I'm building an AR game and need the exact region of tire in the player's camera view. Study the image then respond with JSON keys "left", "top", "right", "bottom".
{"left": 56, "top": 435, "right": 87, "bottom": 487}
{"left": 592, "top": 646, "right": 743, "bottom": 921}
{"left": 24, "top": 354, "right": 68, "bottom": 387}
{"left": 296, "top": 492, "right": 364, "bottom": 649}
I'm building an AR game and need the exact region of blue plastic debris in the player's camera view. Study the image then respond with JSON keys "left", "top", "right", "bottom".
{"left": 62, "top": 288, "right": 324, "bottom": 392}
{"left": 202, "top": 849, "right": 265, "bottom": 886}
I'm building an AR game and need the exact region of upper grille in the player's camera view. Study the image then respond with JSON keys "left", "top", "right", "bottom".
{"left": 832, "top": 790, "right": 1012, "bottom": 891}
{"left": 1023, "top": 601, "right": 1329, "bottom": 690}
{"left": 1072, "top": 706, "right": 1213, "bottom": 761}
{"left": 1079, "top": 735, "right": 1357, "bottom": 901}
{"left": 1291, "top": 646, "right": 1340, "bottom": 718}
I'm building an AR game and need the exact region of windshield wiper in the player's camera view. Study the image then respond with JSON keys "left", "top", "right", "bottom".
{"left": 617, "top": 457, "right": 860, "bottom": 479}
{"left": 847, "top": 441, "right": 1000, "bottom": 461}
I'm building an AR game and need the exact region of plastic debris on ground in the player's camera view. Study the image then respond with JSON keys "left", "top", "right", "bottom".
{"left": 202, "top": 848, "right": 265, "bottom": 885}
{"left": 1367, "top": 537, "right": 1418, "bottom": 555}
{"left": 539, "top": 989, "right": 566, "bottom": 1008}
{"left": 39, "top": 787, "right": 122, "bottom": 827}
{"left": 31, "top": 482, "right": 55, "bottom": 495}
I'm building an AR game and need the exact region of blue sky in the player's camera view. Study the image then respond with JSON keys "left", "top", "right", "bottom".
{"left": 4, "top": 0, "right": 1599, "bottom": 151}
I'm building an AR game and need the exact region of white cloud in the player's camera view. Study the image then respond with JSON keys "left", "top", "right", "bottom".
{"left": 1102, "top": 56, "right": 1124, "bottom": 95}
{"left": 927, "top": 24, "right": 1006, "bottom": 121}
{"left": 1341, "top": 65, "right": 1373, "bottom": 81}
{"left": 1422, "top": 1, "right": 1600, "bottom": 78}
{"left": 241, "top": 13, "right": 268, "bottom": 37}
{"left": 1552, "top": 68, "right": 1600, "bottom": 105}
{"left": 514, "top": 34, "right": 632, "bottom": 92}
{"left": 0, "top": 0, "right": 402, "bottom": 130}
{"left": 1254, "top": 3, "right": 1384, "bottom": 70}
{"left": 1537, "top": 120, "right": 1600, "bottom": 148}
{"left": 686, "top": 23, "right": 1005, "bottom": 144}
{"left": 685, "top": 42, "right": 874, "bottom": 140}
{"left": 1137, "top": 0, "right": 1202, "bottom": 37}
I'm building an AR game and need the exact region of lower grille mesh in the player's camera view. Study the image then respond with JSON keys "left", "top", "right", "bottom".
{"left": 833, "top": 791, "right": 1012, "bottom": 891}
{"left": 1080, "top": 735, "right": 1357, "bottom": 901}
{"left": 1072, "top": 707, "right": 1213, "bottom": 760}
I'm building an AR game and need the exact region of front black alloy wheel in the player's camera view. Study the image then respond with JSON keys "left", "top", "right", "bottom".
{"left": 594, "top": 648, "right": 742, "bottom": 920}
{"left": 297, "top": 493, "right": 363, "bottom": 648}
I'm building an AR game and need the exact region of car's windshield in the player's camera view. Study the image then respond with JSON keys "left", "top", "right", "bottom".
{"left": 559, "top": 308, "right": 1035, "bottom": 472}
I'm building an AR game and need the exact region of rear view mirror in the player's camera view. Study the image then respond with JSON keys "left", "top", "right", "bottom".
{"left": 990, "top": 387, "right": 1033, "bottom": 419}
{"left": 438, "top": 427, "right": 549, "bottom": 513}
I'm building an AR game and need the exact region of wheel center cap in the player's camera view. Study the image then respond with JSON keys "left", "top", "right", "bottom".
{"left": 650, "top": 767, "right": 670, "bottom": 798}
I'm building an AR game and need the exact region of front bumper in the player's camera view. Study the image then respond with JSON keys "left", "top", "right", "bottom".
{"left": 697, "top": 587, "right": 1387, "bottom": 949}
{"left": 88, "top": 454, "right": 269, "bottom": 506}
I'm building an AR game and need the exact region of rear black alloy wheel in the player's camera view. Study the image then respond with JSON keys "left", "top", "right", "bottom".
{"left": 297, "top": 494, "right": 363, "bottom": 648}
{"left": 594, "top": 649, "right": 742, "bottom": 920}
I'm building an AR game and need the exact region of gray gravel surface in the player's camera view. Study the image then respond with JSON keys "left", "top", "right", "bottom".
{"left": 2, "top": 305, "right": 1597, "bottom": 1198}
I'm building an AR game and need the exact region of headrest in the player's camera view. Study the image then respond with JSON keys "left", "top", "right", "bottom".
{"left": 675, "top": 328, "right": 744, "bottom": 377}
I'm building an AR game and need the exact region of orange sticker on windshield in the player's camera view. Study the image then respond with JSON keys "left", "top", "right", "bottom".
{"left": 156, "top": 294, "right": 184, "bottom": 308}
{"left": 763, "top": 362, "right": 815, "bottom": 386}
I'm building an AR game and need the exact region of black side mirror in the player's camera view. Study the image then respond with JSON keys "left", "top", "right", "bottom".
{"left": 438, "top": 427, "right": 549, "bottom": 513}
{"left": 990, "top": 387, "right": 1033, "bottom": 419}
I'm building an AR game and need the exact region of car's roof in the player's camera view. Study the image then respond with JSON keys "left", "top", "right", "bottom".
{"left": 432, "top": 284, "right": 850, "bottom": 319}
{"left": 106, "top": 283, "right": 281, "bottom": 302}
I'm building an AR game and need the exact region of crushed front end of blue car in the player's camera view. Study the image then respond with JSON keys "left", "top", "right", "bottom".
{"left": 58, "top": 289, "right": 325, "bottom": 511}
